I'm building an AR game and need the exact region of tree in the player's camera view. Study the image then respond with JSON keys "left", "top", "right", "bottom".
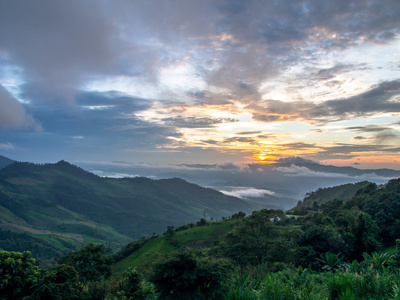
{"left": 117, "top": 268, "right": 157, "bottom": 300}
{"left": 151, "top": 251, "right": 232, "bottom": 299}
{"left": 351, "top": 212, "right": 381, "bottom": 260}
{"left": 31, "top": 264, "right": 82, "bottom": 299}
{"left": 58, "top": 243, "right": 112, "bottom": 283}
{"left": 0, "top": 250, "right": 40, "bottom": 299}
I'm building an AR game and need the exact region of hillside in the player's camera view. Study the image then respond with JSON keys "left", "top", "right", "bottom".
{"left": 0, "top": 160, "right": 252, "bottom": 260}
{"left": 2, "top": 176, "right": 400, "bottom": 299}
{"left": 113, "top": 219, "right": 239, "bottom": 273}
{"left": 288, "top": 181, "right": 371, "bottom": 214}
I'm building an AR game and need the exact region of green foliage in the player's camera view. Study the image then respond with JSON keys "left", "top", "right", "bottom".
{"left": 221, "top": 209, "right": 291, "bottom": 266}
{"left": 30, "top": 264, "right": 83, "bottom": 299}
{"left": 113, "top": 236, "right": 155, "bottom": 263}
{"left": 0, "top": 160, "right": 252, "bottom": 262}
{"left": 0, "top": 229, "right": 73, "bottom": 262}
{"left": 352, "top": 212, "right": 382, "bottom": 259}
{"left": 226, "top": 267, "right": 400, "bottom": 300}
{"left": 58, "top": 243, "right": 112, "bottom": 283}
{"left": 389, "top": 239, "right": 400, "bottom": 268}
{"left": 288, "top": 181, "right": 370, "bottom": 214}
{"left": 113, "top": 220, "right": 237, "bottom": 274}
{"left": 151, "top": 250, "right": 233, "bottom": 299}
{"left": 2, "top": 171, "right": 400, "bottom": 299}
{"left": 0, "top": 250, "right": 40, "bottom": 299}
{"left": 316, "top": 252, "right": 344, "bottom": 271}
{"left": 117, "top": 268, "right": 157, "bottom": 300}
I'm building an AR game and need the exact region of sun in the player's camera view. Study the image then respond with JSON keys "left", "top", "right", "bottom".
{"left": 256, "top": 153, "right": 276, "bottom": 164}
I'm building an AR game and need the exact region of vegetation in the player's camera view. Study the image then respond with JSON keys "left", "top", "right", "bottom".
{"left": 2, "top": 170, "right": 400, "bottom": 298}
{"left": 0, "top": 160, "right": 252, "bottom": 261}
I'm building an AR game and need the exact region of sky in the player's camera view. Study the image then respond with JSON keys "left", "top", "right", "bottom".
{"left": 1, "top": 0, "right": 400, "bottom": 172}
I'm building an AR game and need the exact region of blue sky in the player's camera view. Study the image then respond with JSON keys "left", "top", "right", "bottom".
{"left": 0, "top": 0, "right": 400, "bottom": 170}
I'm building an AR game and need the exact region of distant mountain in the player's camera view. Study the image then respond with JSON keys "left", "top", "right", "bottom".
{"left": 0, "top": 155, "right": 14, "bottom": 169}
{"left": 251, "top": 156, "right": 400, "bottom": 178}
{"left": 81, "top": 156, "right": 400, "bottom": 211}
{"left": 0, "top": 160, "right": 253, "bottom": 260}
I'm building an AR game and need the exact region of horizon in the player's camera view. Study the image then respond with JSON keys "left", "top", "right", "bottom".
{"left": 3, "top": 154, "right": 398, "bottom": 209}
{"left": 1, "top": 1, "right": 400, "bottom": 169}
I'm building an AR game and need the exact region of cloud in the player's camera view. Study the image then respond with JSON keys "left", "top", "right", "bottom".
{"left": 177, "top": 162, "right": 241, "bottom": 171}
{"left": 0, "top": 84, "right": 40, "bottom": 130}
{"left": 236, "top": 131, "right": 262, "bottom": 135}
{"left": 345, "top": 125, "right": 392, "bottom": 133}
{"left": 220, "top": 187, "right": 275, "bottom": 199}
{"left": 0, "top": 1, "right": 121, "bottom": 103}
{"left": 1, "top": 0, "right": 400, "bottom": 167}
{"left": 273, "top": 164, "right": 344, "bottom": 178}
{"left": 162, "top": 116, "right": 238, "bottom": 128}
{"left": 0, "top": 142, "right": 15, "bottom": 150}
{"left": 250, "top": 80, "right": 400, "bottom": 123}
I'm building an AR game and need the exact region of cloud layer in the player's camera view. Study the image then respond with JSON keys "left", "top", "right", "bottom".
{"left": 0, "top": 0, "right": 399, "bottom": 168}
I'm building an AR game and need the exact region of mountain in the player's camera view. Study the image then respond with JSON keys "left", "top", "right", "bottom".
{"left": 287, "top": 181, "right": 372, "bottom": 214}
{"left": 251, "top": 156, "right": 400, "bottom": 178}
{"left": 0, "top": 155, "right": 14, "bottom": 169}
{"left": 0, "top": 160, "right": 253, "bottom": 260}
{"left": 80, "top": 156, "right": 400, "bottom": 211}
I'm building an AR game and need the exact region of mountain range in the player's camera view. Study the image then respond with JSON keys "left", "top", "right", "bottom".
{"left": 79, "top": 156, "right": 400, "bottom": 210}
{"left": 0, "top": 158, "right": 253, "bottom": 260}
{"left": 1, "top": 154, "right": 400, "bottom": 261}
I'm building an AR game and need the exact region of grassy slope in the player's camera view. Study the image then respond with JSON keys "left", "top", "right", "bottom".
{"left": 113, "top": 220, "right": 237, "bottom": 273}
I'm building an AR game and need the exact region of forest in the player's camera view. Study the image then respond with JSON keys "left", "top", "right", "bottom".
{"left": 1, "top": 178, "right": 400, "bottom": 299}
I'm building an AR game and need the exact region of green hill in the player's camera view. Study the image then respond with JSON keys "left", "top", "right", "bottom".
{"left": 288, "top": 181, "right": 371, "bottom": 214}
{"left": 0, "top": 160, "right": 252, "bottom": 261}
{"left": 113, "top": 219, "right": 239, "bottom": 273}
{"left": 2, "top": 177, "right": 400, "bottom": 299}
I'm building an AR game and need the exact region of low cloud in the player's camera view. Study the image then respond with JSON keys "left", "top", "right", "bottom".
{"left": 220, "top": 187, "right": 275, "bottom": 199}
{"left": 273, "top": 164, "right": 345, "bottom": 178}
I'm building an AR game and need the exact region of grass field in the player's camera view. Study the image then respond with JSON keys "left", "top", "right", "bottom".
{"left": 113, "top": 220, "right": 238, "bottom": 273}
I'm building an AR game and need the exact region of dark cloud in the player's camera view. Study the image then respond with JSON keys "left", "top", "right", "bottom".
{"left": 279, "top": 143, "right": 318, "bottom": 151}
{"left": 373, "top": 132, "right": 399, "bottom": 142}
{"left": 1, "top": 0, "right": 399, "bottom": 167}
{"left": 162, "top": 116, "right": 238, "bottom": 129}
{"left": 345, "top": 125, "right": 391, "bottom": 132}
{"left": 236, "top": 131, "right": 262, "bottom": 135}
{"left": 0, "top": 84, "right": 40, "bottom": 130}
{"left": 76, "top": 91, "right": 152, "bottom": 113}
{"left": 314, "top": 80, "right": 400, "bottom": 119}
{"left": 0, "top": 0, "right": 121, "bottom": 103}
{"left": 316, "top": 143, "right": 400, "bottom": 160}
{"left": 222, "top": 137, "right": 258, "bottom": 144}
{"left": 251, "top": 80, "right": 400, "bottom": 123}
{"left": 1, "top": 0, "right": 399, "bottom": 107}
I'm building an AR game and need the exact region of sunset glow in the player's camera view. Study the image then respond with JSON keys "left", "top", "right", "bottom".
{"left": 0, "top": 1, "right": 399, "bottom": 170}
